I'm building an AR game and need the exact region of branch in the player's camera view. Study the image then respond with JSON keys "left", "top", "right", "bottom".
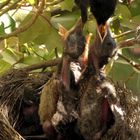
{"left": 0, "top": 0, "right": 45, "bottom": 41}
{"left": 118, "top": 53, "right": 140, "bottom": 72}
{"left": 114, "top": 25, "right": 140, "bottom": 39}
{"left": 55, "top": 48, "right": 59, "bottom": 58}
{"left": 51, "top": 6, "right": 78, "bottom": 16}
{"left": 0, "top": 0, "right": 11, "bottom": 9}
{"left": 21, "top": 58, "right": 61, "bottom": 72}
{"left": 114, "top": 30, "right": 135, "bottom": 39}
{"left": 39, "top": 13, "right": 53, "bottom": 27}
{"left": 0, "top": 0, "right": 21, "bottom": 16}
{"left": 19, "top": 6, "right": 53, "bottom": 27}
{"left": 118, "top": 37, "right": 140, "bottom": 49}
{"left": 24, "top": 135, "right": 46, "bottom": 139}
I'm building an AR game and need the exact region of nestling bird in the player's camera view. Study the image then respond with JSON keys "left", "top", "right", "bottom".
{"left": 51, "top": 19, "right": 86, "bottom": 140}
{"left": 38, "top": 19, "right": 86, "bottom": 140}
{"left": 77, "top": 75, "right": 117, "bottom": 140}
{"left": 90, "top": 24, "right": 117, "bottom": 77}
{"left": 76, "top": 23, "right": 118, "bottom": 140}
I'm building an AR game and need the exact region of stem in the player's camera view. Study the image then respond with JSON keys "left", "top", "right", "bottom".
{"left": 118, "top": 37, "right": 140, "bottom": 49}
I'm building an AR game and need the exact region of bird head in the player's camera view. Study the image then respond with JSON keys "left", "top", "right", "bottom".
{"left": 59, "top": 18, "right": 86, "bottom": 60}
{"left": 58, "top": 19, "right": 86, "bottom": 90}
{"left": 90, "top": 23, "right": 117, "bottom": 69}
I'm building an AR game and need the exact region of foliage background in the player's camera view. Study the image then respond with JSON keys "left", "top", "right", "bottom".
{"left": 0, "top": 0, "right": 140, "bottom": 93}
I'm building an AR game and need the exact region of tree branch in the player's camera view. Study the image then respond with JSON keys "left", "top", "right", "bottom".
{"left": 0, "top": 0, "right": 21, "bottom": 16}
{"left": 114, "top": 29, "right": 136, "bottom": 39}
{"left": 24, "top": 135, "right": 46, "bottom": 139}
{"left": 0, "top": 0, "right": 45, "bottom": 41}
{"left": 19, "top": 6, "right": 53, "bottom": 27}
{"left": 39, "top": 13, "right": 53, "bottom": 27}
{"left": 118, "top": 37, "right": 140, "bottom": 49}
{"left": 114, "top": 25, "right": 140, "bottom": 39}
{"left": 0, "top": 0, "right": 11, "bottom": 10}
{"left": 21, "top": 58, "right": 61, "bottom": 72}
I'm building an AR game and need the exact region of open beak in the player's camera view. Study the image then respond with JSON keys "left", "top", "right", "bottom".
{"left": 59, "top": 18, "right": 84, "bottom": 91}
{"left": 93, "top": 23, "right": 111, "bottom": 53}
{"left": 68, "top": 17, "right": 83, "bottom": 35}
{"left": 89, "top": 23, "right": 113, "bottom": 73}
{"left": 96, "top": 23, "right": 109, "bottom": 43}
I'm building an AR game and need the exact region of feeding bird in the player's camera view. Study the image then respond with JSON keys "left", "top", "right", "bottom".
{"left": 75, "top": 0, "right": 117, "bottom": 37}
{"left": 89, "top": 0, "right": 117, "bottom": 26}
{"left": 74, "top": 0, "right": 89, "bottom": 24}
{"left": 89, "top": 0, "right": 117, "bottom": 38}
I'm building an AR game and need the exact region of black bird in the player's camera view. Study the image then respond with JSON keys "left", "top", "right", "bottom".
{"left": 75, "top": 0, "right": 117, "bottom": 26}
{"left": 89, "top": 0, "right": 117, "bottom": 26}
{"left": 75, "top": 0, "right": 89, "bottom": 24}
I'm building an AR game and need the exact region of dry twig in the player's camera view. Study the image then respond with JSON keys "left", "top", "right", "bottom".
{"left": 114, "top": 25, "right": 140, "bottom": 39}
{"left": 21, "top": 58, "right": 61, "bottom": 72}
{"left": 118, "top": 37, "right": 140, "bottom": 49}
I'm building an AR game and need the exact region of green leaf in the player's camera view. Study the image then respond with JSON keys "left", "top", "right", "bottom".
{"left": 18, "top": 11, "right": 51, "bottom": 44}
{"left": 122, "top": 48, "right": 140, "bottom": 63}
{"left": 0, "top": 0, "right": 7, "bottom": 3}
{"left": 130, "top": 0, "right": 140, "bottom": 16}
{"left": 84, "top": 20, "right": 96, "bottom": 34}
{"left": 1, "top": 48, "right": 22, "bottom": 65}
{"left": 115, "top": 4, "right": 131, "bottom": 19}
{"left": 0, "top": 60, "right": 11, "bottom": 75}
{"left": 34, "top": 28, "right": 62, "bottom": 53}
{"left": 51, "top": 11, "right": 80, "bottom": 29}
{"left": 109, "top": 62, "right": 140, "bottom": 93}
{"left": 60, "top": 0, "right": 74, "bottom": 11}
{"left": 9, "top": 7, "right": 31, "bottom": 24}
{"left": 31, "top": 45, "right": 49, "bottom": 59}
{"left": 0, "top": 13, "right": 15, "bottom": 33}
{"left": 26, "top": 0, "right": 35, "bottom": 5}
{"left": 23, "top": 55, "right": 42, "bottom": 65}
{"left": 131, "top": 15, "right": 140, "bottom": 25}
{"left": 120, "top": 18, "right": 137, "bottom": 29}
{"left": 0, "top": 21, "right": 5, "bottom": 35}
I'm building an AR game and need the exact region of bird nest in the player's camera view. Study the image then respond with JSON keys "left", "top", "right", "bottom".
{"left": 0, "top": 69, "right": 51, "bottom": 140}
{"left": 102, "top": 83, "right": 140, "bottom": 140}
{"left": 0, "top": 68, "right": 140, "bottom": 140}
